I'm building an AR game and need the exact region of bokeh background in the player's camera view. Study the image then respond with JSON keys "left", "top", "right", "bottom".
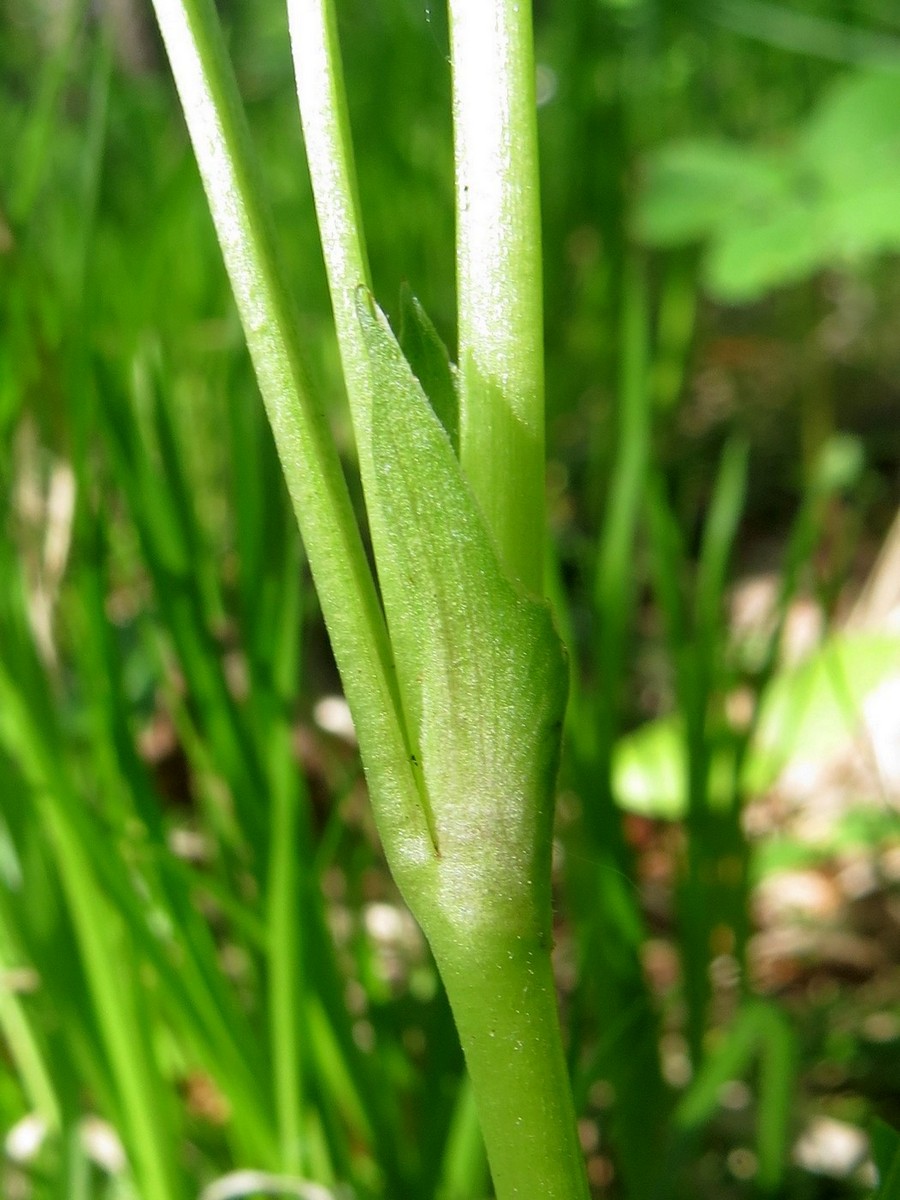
{"left": 1, "top": 1, "right": 900, "bottom": 1198}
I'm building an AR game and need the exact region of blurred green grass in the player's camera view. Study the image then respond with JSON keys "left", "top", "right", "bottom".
{"left": 2, "top": 1, "right": 900, "bottom": 1197}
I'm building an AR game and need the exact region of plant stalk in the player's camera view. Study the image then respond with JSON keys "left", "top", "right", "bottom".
{"left": 286, "top": 0, "right": 373, "bottom": 470}
{"left": 449, "top": 0, "right": 545, "bottom": 595}
{"left": 445, "top": 8, "right": 587, "bottom": 1191}
{"left": 154, "top": 3, "right": 587, "bottom": 1197}
{"left": 289, "top": 3, "right": 586, "bottom": 1196}
{"left": 149, "top": 0, "right": 431, "bottom": 876}
{"left": 432, "top": 928, "right": 590, "bottom": 1200}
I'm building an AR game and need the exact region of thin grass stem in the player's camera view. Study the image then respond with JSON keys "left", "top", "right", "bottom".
{"left": 149, "top": 0, "right": 430, "bottom": 870}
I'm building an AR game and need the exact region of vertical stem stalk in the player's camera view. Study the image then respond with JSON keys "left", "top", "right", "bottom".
{"left": 150, "top": 0, "right": 427, "bottom": 871}
{"left": 286, "top": 0, "right": 373, "bottom": 464}
{"left": 449, "top": 0, "right": 545, "bottom": 595}
{"left": 433, "top": 931, "right": 590, "bottom": 1200}
{"left": 443, "top": 6, "right": 587, "bottom": 1196}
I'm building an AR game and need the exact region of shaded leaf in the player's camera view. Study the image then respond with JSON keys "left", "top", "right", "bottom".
{"left": 635, "top": 71, "right": 900, "bottom": 300}
{"left": 872, "top": 1119, "right": 900, "bottom": 1200}
{"left": 634, "top": 139, "right": 789, "bottom": 247}
{"left": 398, "top": 283, "right": 459, "bottom": 455}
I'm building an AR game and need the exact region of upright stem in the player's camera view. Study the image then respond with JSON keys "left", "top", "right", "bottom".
{"left": 431, "top": 927, "right": 590, "bottom": 1200}
{"left": 150, "top": 0, "right": 429, "bottom": 875}
{"left": 444, "top": 6, "right": 588, "bottom": 1196}
{"left": 450, "top": 0, "right": 545, "bottom": 595}
{"left": 286, "top": 0, "right": 373, "bottom": 471}
{"left": 156, "top": 4, "right": 587, "bottom": 1197}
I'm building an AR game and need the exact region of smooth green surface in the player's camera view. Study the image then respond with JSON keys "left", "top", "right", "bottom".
{"left": 450, "top": 0, "right": 546, "bottom": 594}
{"left": 5, "top": 2, "right": 900, "bottom": 1197}
{"left": 150, "top": 0, "right": 425, "bottom": 877}
{"left": 434, "top": 936, "right": 589, "bottom": 1200}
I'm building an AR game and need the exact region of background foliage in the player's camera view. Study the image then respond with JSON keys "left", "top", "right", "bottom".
{"left": 1, "top": 0, "right": 900, "bottom": 1197}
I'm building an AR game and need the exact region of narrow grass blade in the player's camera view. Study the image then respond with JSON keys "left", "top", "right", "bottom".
{"left": 0, "top": 909, "right": 61, "bottom": 1130}
{"left": 675, "top": 1000, "right": 795, "bottom": 1191}
{"left": 872, "top": 1120, "right": 900, "bottom": 1200}
{"left": 695, "top": 436, "right": 750, "bottom": 677}
{"left": 266, "top": 726, "right": 306, "bottom": 1173}
{"left": 755, "top": 1004, "right": 796, "bottom": 1191}
{"left": 435, "top": 1077, "right": 489, "bottom": 1200}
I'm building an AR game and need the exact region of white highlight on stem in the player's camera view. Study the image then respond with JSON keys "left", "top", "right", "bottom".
{"left": 449, "top": 0, "right": 545, "bottom": 595}
{"left": 286, "top": 0, "right": 373, "bottom": 473}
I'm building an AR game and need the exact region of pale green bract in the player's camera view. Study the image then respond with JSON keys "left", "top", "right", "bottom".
{"left": 356, "top": 294, "right": 568, "bottom": 942}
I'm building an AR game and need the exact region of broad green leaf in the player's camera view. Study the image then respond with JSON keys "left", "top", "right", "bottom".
{"left": 706, "top": 197, "right": 832, "bottom": 300}
{"left": 357, "top": 293, "right": 568, "bottom": 933}
{"left": 612, "top": 632, "right": 900, "bottom": 819}
{"left": 825, "top": 183, "right": 900, "bottom": 259}
{"left": 398, "top": 284, "right": 459, "bottom": 455}
{"left": 636, "top": 71, "right": 900, "bottom": 301}
{"left": 798, "top": 72, "right": 900, "bottom": 192}
{"left": 634, "top": 139, "right": 789, "bottom": 247}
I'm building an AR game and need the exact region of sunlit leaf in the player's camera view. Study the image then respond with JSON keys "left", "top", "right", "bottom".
{"left": 358, "top": 293, "right": 568, "bottom": 927}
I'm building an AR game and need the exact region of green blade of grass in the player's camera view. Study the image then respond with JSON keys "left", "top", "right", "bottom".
{"left": 435, "top": 1076, "right": 489, "bottom": 1200}
{"left": 265, "top": 719, "right": 306, "bottom": 1173}
{"left": 694, "top": 436, "right": 750, "bottom": 687}
{"left": 872, "top": 1120, "right": 900, "bottom": 1200}
{"left": 0, "top": 908, "right": 61, "bottom": 1130}
{"left": 567, "top": 257, "right": 669, "bottom": 1200}
{"left": 0, "top": 681, "right": 179, "bottom": 1200}
{"left": 755, "top": 1003, "right": 795, "bottom": 1192}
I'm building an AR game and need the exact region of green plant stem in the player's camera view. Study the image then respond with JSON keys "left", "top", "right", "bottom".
{"left": 286, "top": 0, "right": 374, "bottom": 475}
{"left": 155, "top": 5, "right": 587, "bottom": 1197}
{"left": 449, "top": 0, "right": 545, "bottom": 595}
{"left": 432, "top": 931, "right": 589, "bottom": 1200}
{"left": 287, "top": 5, "right": 586, "bottom": 1197}
{"left": 0, "top": 913, "right": 61, "bottom": 1131}
{"left": 150, "top": 0, "right": 430, "bottom": 872}
{"left": 445, "top": 11, "right": 586, "bottom": 1188}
